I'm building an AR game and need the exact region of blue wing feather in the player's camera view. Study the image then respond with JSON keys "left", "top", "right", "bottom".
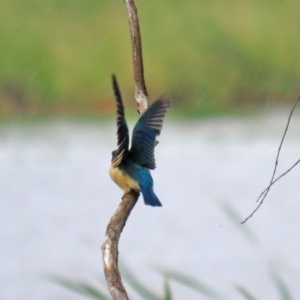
{"left": 130, "top": 95, "right": 170, "bottom": 169}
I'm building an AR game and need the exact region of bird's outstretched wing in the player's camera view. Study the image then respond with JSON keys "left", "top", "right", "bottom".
{"left": 130, "top": 95, "right": 170, "bottom": 169}
{"left": 111, "top": 75, "right": 129, "bottom": 167}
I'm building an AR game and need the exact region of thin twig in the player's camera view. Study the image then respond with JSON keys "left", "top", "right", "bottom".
{"left": 242, "top": 96, "right": 300, "bottom": 224}
{"left": 124, "top": 0, "right": 148, "bottom": 114}
{"left": 256, "top": 158, "right": 300, "bottom": 202}
{"left": 256, "top": 96, "right": 300, "bottom": 204}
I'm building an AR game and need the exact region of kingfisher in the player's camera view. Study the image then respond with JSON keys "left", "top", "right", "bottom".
{"left": 109, "top": 75, "right": 170, "bottom": 207}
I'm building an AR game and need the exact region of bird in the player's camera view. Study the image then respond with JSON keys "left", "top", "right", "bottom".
{"left": 109, "top": 75, "right": 170, "bottom": 207}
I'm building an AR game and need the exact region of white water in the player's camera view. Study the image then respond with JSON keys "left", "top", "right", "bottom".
{"left": 1, "top": 112, "right": 300, "bottom": 299}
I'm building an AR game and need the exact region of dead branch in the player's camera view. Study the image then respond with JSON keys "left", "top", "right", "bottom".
{"left": 101, "top": 0, "right": 149, "bottom": 298}
{"left": 124, "top": 0, "right": 148, "bottom": 114}
{"left": 101, "top": 191, "right": 139, "bottom": 300}
{"left": 242, "top": 96, "right": 300, "bottom": 224}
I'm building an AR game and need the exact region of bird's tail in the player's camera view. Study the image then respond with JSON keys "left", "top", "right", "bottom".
{"left": 140, "top": 185, "right": 162, "bottom": 207}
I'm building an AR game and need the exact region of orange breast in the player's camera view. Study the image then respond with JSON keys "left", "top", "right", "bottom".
{"left": 109, "top": 165, "right": 140, "bottom": 193}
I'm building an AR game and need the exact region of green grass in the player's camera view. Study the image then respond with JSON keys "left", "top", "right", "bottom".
{"left": 1, "top": 0, "right": 300, "bottom": 117}
{"left": 52, "top": 255, "right": 294, "bottom": 300}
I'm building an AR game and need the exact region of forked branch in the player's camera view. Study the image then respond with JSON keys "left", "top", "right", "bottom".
{"left": 242, "top": 96, "right": 300, "bottom": 224}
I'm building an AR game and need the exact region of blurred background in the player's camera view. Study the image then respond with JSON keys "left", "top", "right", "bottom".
{"left": 1, "top": 1, "right": 300, "bottom": 299}
{"left": 1, "top": 0, "right": 300, "bottom": 117}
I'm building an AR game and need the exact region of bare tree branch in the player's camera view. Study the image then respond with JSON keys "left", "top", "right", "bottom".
{"left": 256, "top": 96, "right": 300, "bottom": 204}
{"left": 101, "top": 191, "right": 139, "bottom": 300}
{"left": 242, "top": 96, "right": 300, "bottom": 224}
{"left": 124, "top": 0, "right": 148, "bottom": 114}
{"left": 102, "top": 0, "right": 149, "bottom": 298}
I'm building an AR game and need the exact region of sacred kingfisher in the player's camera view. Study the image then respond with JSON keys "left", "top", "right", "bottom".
{"left": 109, "top": 75, "right": 170, "bottom": 207}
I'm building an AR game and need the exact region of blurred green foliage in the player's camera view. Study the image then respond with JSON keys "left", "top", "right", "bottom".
{"left": 1, "top": 0, "right": 300, "bottom": 117}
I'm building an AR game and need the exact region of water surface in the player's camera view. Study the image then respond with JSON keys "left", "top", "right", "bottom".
{"left": 1, "top": 113, "right": 300, "bottom": 299}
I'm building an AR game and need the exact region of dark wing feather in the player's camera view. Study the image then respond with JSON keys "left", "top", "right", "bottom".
{"left": 111, "top": 75, "right": 129, "bottom": 166}
{"left": 130, "top": 95, "right": 170, "bottom": 169}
